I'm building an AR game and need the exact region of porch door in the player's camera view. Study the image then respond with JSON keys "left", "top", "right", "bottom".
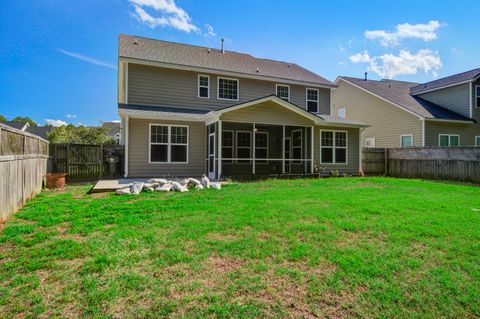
{"left": 284, "top": 137, "right": 291, "bottom": 173}
{"left": 208, "top": 132, "right": 216, "bottom": 179}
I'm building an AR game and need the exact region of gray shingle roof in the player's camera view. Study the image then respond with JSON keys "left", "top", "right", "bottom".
{"left": 26, "top": 126, "right": 53, "bottom": 140}
{"left": 340, "top": 77, "right": 473, "bottom": 122}
{"left": 1, "top": 121, "right": 28, "bottom": 130}
{"left": 410, "top": 68, "right": 480, "bottom": 95}
{"left": 101, "top": 122, "right": 121, "bottom": 137}
{"left": 119, "top": 103, "right": 210, "bottom": 114}
{"left": 119, "top": 34, "right": 334, "bottom": 87}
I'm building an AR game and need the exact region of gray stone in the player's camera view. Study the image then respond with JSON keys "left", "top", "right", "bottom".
{"left": 130, "top": 182, "right": 144, "bottom": 195}
{"left": 115, "top": 187, "right": 131, "bottom": 195}
{"left": 155, "top": 183, "right": 172, "bottom": 192}
{"left": 210, "top": 182, "right": 221, "bottom": 190}
{"left": 201, "top": 174, "right": 210, "bottom": 189}
{"left": 149, "top": 178, "right": 168, "bottom": 185}
{"left": 171, "top": 181, "right": 189, "bottom": 192}
{"left": 194, "top": 184, "right": 204, "bottom": 190}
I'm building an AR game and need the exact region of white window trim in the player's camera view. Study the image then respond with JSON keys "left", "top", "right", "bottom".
{"left": 222, "top": 130, "right": 234, "bottom": 163}
{"left": 255, "top": 131, "right": 269, "bottom": 164}
{"left": 365, "top": 138, "right": 376, "bottom": 148}
{"left": 235, "top": 130, "right": 251, "bottom": 164}
{"left": 438, "top": 134, "right": 460, "bottom": 147}
{"left": 198, "top": 74, "right": 210, "bottom": 99}
{"left": 337, "top": 108, "right": 346, "bottom": 119}
{"left": 275, "top": 84, "right": 290, "bottom": 101}
{"left": 217, "top": 77, "right": 239, "bottom": 101}
{"left": 291, "top": 129, "right": 303, "bottom": 165}
{"left": 400, "top": 134, "right": 413, "bottom": 148}
{"left": 148, "top": 124, "right": 189, "bottom": 164}
{"left": 476, "top": 85, "right": 480, "bottom": 108}
{"left": 320, "top": 130, "right": 348, "bottom": 165}
{"left": 306, "top": 88, "right": 320, "bottom": 113}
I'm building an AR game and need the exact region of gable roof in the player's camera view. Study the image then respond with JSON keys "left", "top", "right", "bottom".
{"left": 338, "top": 77, "right": 474, "bottom": 122}
{"left": 101, "top": 122, "right": 121, "bottom": 137}
{"left": 119, "top": 34, "right": 334, "bottom": 88}
{"left": 25, "top": 126, "right": 53, "bottom": 140}
{"left": 1, "top": 121, "right": 29, "bottom": 131}
{"left": 410, "top": 68, "right": 480, "bottom": 95}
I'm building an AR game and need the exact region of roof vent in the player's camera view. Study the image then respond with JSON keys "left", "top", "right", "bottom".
{"left": 207, "top": 48, "right": 211, "bottom": 53}
{"left": 133, "top": 38, "right": 138, "bottom": 45}
{"left": 221, "top": 38, "right": 225, "bottom": 54}
{"left": 256, "top": 67, "right": 259, "bottom": 73}
{"left": 288, "top": 64, "right": 292, "bottom": 68}
{"left": 364, "top": 72, "right": 368, "bottom": 81}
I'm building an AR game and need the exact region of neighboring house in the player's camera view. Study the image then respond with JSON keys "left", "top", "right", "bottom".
{"left": 118, "top": 34, "right": 366, "bottom": 179}
{"left": 101, "top": 121, "right": 121, "bottom": 144}
{"left": 332, "top": 69, "right": 480, "bottom": 148}
{"left": 0, "top": 121, "right": 52, "bottom": 139}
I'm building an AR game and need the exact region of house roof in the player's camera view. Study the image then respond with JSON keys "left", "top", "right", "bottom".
{"left": 1, "top": 121, "right": 29, "bottom": 130}
{"left": 119, "top": 104, "right": 210, "bottom": 114}
{"left": 119, "top": 34, "right": 335, "bottom": 87}
{"left": 339, "top": 77, "right": 474, "bottom": 122}
{"left": 26, "top": 126, "right": 53, "bottom": 140}
{"left": 101, "top": 121, "right": 121, "bottom": 137}
{"left": 410, "top": 68, "right": 480, "bottom": 95}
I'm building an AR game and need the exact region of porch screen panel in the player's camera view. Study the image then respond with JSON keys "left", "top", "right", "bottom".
{"left": 255, "top": 131, "right": 268, "bottom": 164}
{"left": 222, "top": 131, "right": 234, "bottom": 163}
{"left": 292, "top": 130, "right": 302, "bottom": 164}
{"left": 236, "top": 131, "right": 251, "bottom": 164}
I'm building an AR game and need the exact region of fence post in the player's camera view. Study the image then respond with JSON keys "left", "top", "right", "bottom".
{"left": 66, "top": 143, "right": 69, "bottom": 175}
{"left": 384, "top": 148, "right": 389, "bottom": 176}
{"left": 99, "top": 144, "right": 104, "bottom": 178}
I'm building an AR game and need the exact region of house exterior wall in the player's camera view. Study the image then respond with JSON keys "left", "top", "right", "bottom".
{"left": 417, "top": 83, "right": 471, "bottom": 118}
{"left": 127, "top": 63, "right": 331, "bottom": 114}
{"left": 332, "top": 80, "right": 423, "bottom": 148}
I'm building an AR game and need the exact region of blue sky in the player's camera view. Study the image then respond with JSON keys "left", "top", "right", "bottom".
{"left": 0, "top": 0, "right": 478, "bottom": 126}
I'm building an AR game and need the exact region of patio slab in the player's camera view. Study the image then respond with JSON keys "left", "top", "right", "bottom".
{"left": 91, "top": 179, "right": 150, "bottom": 193}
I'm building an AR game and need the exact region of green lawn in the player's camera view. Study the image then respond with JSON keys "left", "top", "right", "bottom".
{"left": 1, "top": 177, "right": 479, "bottom": 318}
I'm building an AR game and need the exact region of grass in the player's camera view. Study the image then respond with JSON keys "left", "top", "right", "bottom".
{"left": 0, "top": 177, "right": 479, "bottom": 318}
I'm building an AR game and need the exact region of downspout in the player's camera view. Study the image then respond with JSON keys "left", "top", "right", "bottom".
{"left": 124, "top": 115, "right": 129, "bottom": 178}
{"left": 359, "top": 127, "right": 365, "bottom": 176}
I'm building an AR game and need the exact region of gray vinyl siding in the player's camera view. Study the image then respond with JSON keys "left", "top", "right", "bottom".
{"left": 127, "top": 63, "right": 331, "bottom": 114}
{"left": 128, "top": 118, "right": 205, "bottom": 177}
{"left": 417, "top": 83, "right": 470, "bottom": 118}
{"left": 332, "top": 80, "right": 423, "bottom": 148}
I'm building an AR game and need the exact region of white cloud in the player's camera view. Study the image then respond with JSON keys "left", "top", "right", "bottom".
{"left": 66, "top": 114, "right": 77, "bottom": 119}
{"left": 111, "top": 120, "right": 121, "bottom": 123}
{"left": 56, "top": 49, "right": 117, "bottom": 69}
{"left": 365, "top": 20, "right": 442, "bottom": 47}
{"left": 349, "top": 49, "right": 442, "bottom": 79}
{"left": 45, "top": 119, "right": 68, "bottom": 127}
{"left": 205, "top": 23, "right": 216, "bottom": 37}
{"left": 130, "top": 0, "right": 199, "bottom": 33}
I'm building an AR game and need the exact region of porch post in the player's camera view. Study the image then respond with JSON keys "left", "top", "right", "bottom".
{"left": 124, "top": 115, "right": 129, "bottom": 178}
{"left": 304, "top": 127, "right": 308, "bottom": 174}
{"left": 252, "top": 123, "right": 255, "bottom": 175}
{"left": 218, "top": 120, "right": 222, "bottom": 180}
{"left": 310, "top": 126, "right": 314, "bottom": 173}
{"left": 282, "top": 125, "right": 285, "bottom": 174}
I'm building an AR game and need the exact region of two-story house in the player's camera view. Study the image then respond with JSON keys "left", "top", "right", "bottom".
{"left": 332, "top": 69, "right": 479, "bottom": 148}
{"left": 118, "top": 35, "right": 366, "bottom": 179}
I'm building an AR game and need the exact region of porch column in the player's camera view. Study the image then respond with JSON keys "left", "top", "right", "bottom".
{"left": 252, "top": 123, "right": 256, "bottom": 175}
{"left": 310, "top": 126, "right": 314, "bottom": 173}
{"left": 124, "top": 115, "right": 129, "bottom": 178}
{"left": 218, "top": 120, "right": 222, "bottom": 180}
{"left": 282, "top": 125, "right": 285, "bottom": 174}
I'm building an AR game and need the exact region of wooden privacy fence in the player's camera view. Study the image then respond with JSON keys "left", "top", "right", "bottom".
{"left": 50, "top": 143, "right": 124, "bottom": 181}
{"left": 362, "top": 147, "right": 480, "bottom": 183}
{"left": 0, "top": 123, "right": 49, "bottom": 222}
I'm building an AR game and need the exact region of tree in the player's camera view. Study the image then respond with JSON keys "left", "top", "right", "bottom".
{"left": 47, "top": 125, "right": 116, "bottom": 144}
{"left": 12, "top": 116, "right": 37, "bottom": 127}
{"left": 0, "top": 114, "right": 7, "bottom": 122}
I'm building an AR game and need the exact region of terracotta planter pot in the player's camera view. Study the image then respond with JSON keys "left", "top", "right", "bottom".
{"left": 46, "top": 173, "right": 68, "bottom": 189}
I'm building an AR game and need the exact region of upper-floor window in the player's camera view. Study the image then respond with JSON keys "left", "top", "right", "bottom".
{"left": 276, "top": 84, "right": 290, "bottom": 101}
{"left": 400, "top": 134, "right": 413, "bottom": 147}
{"left": 337, "top": 108, "right": 346, "bottom": 119}
{"left": 439, "top": 134, "right": 459, "bottom": 147}
{"left": 218, "top": 77, "right": 239, "bottom": 100}
{"left": 306, "top": 88, "right": 319, "bottom": 113}
{"left": 476, "top": 85, "right": 480, "bottom": 108}
{"left": 198, "top": 75, "right": 210, "bottom": 98}
{"left": 150, "top": 124, "right": 188, "bottom": 163}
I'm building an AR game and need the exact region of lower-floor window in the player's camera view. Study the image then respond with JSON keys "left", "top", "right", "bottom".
{"left": 236, "top": 131, "right": 251, "bottom": 164}
{"left": 150, "top": 124, "right": 188, "bottom": 163}
{"left": 439, "top": 134, "right": 459, "bottom": 147}
{"left": 400, "top": 134, "right": 413, "bottom": 147}
{"left": 321, "top": 130, "right": 347, "bottom": 164}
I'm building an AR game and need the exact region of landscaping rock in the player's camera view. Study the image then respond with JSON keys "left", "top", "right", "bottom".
{"left": 201, "top": 174, "right": 210, "bottom": 189}
{"left": 115, "top": 187, "right": 131, "bottom": 195}
{"left": 194, "top": 184, "right": 204, "bottom": 190}
{"left": 130, "top": 182, "right": 144, "bottom": 195}
{"left": 144, "top": 187, "right": 154, "bottom": 192}
{"left": 171, "top": 181, "right": 188, "bottom": 192}
{"left": 187, "top": 178, "right": 202, "bottom": 188}
{"left": 143, "top": 182, "right": 159, "bottom": 189}
{"left": 155, "top": 183, "right": 172, "bottom": 192}
{"left": 210, "top": 182, "right": 221, "bottom": 190}
{"left": 149, "top": 178, "right": 167, "bottom": 185}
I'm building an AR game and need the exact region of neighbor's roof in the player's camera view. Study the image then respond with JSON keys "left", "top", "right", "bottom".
{"left": 26, "top": 126, "right": 53, "bottom": 140}
{"left": 119, "top": 34, "right": 335, "bottom": 87}
{"left": 1, "top": 121, "right": 29, "bottom": 130}
{"left": 101, "top": 121, "right": 121, "bottom": 137}
{"left": 410, "top": 68, "right": 480, "bottom": 95}
{"left": 339, "top": 77, "right": 474, "bottom": 122}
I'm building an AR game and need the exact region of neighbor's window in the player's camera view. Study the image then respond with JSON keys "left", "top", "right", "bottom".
{"left": 218, "top": 77, "right": 239, "bottom": 100}
{"left": 401, "top": 135, "right": 413, "bottom": 147}
{"left": 255, "top": 131, "right": 268, "bottom": 164}
{"left": 150, "top": 125, "right": 188, "bottom": 163}
{"left": 476, "top": 85, "right": 480, "bottom": 108}
{"left": 476, "top": 136, "right": 480, "bottom": 146}
{"left": 292, "top": 129, "right": 303, "bottom": 164}
{"left": 276, "top": 84, "right": 290, "bottom": 101}
{"left": 365, "top": 138, "right": 376, "bottom": 148}
{"left": 306, "top": 88, "right": 319, "bottom": 113}
{"left": 222, "top": 130, "right": 234, "bottom": 163}
{"left": 236, "top": 131, "right": 251, "bottom": 163}
{"left": 321, "top": 130, "right": 347, "bottom": 164}
{"left": 439, "top": 134, "right": 459, "bottom": 147}
{"left": 337, "top": 108, "right": 346, "bottom": 119}
{"left": 198, "top": 75, "right": 210, "bottom": 98}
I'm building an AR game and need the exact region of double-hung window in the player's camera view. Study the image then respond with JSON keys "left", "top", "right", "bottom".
{"left": 276, "top": 84, "right": 290, "bottom": 101}
{"left": 198, "top": 75, "right": 210, "bottom": 98}
{"left": 320, "top": 130, "right": 347, "bottom": 164}
{"left": 255, "top": 131, "right": 268, "bottom": 164}
{"left": 476, "top": 85, "right": 480, "bottom": 108}
{"left": 222, "top": 130, "right": 234, "bottom": 163}
{"left": 400, "top": 134, "right": 413, "bottom": 147}
{"left": 236, "top": 131, "right": 251, "bottom": 164}
{"left": 292, "top": 129, "right": 303, "bottom": 164}
{"left": 306, "top": 88, "right": 319, "bottom": 113}
{"left": 439, "top": 134, "right": 459, "bottom": 147}
{"left": 218, "top": 77, "right": 239, "bottom": 100}
{"left": 150, "top": 124, "right": 188, "bottom": 163}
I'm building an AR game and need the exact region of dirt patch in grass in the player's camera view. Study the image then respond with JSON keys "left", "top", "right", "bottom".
{"left": 206, "top": 255, "right": 245, "bottom": 274}
{"left": 205, "top": 232, "right": 238, "bottom": 241}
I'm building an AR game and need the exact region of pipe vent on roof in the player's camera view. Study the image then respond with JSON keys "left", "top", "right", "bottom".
{"left": 364, "top": 72, "right": 368, "bottom": 81}
{"left": 221, "top": 38, "right": 225, "bottom": 53}
{"left": 133, "top": 38, "right": 138, "bottom": 45}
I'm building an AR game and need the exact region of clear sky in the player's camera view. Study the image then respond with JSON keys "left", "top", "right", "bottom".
{"left": 0, "top": 0, "right": 478, "bottom": 126}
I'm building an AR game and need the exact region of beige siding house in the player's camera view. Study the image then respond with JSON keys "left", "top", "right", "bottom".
{"left": 118, "top": 35, "right": 366, "bottom": 179}
{"left": 332, "top": 70, "right": 479, "bottom": 148}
